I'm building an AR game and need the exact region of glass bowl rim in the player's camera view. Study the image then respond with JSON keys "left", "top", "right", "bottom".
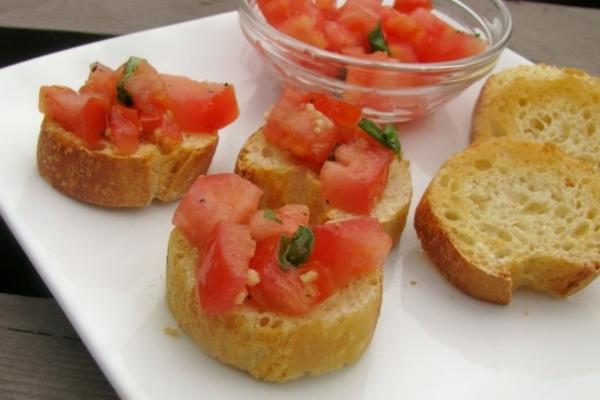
{"left": 237, "top": 0, "right": 513, "bottom": 73}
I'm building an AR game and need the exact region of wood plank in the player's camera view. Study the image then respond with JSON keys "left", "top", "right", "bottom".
{"left": 505, "top": 1, "right": 600, "bottom": 74}
{"left": 0, "top": 294, "right": 118, "bottom": 399}
{"left": 0, "top": 0, "right": 236, "bottom": 35}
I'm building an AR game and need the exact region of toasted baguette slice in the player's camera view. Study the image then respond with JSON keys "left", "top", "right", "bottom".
{"left": 166, "top": 227, "right": 382, "bottom": 382}
{"left": 37, "top": 118, "right": 218, "bottom": 207}
{"left": 472, "top": 64, "right": 600, "bottom": 169}
{"left": 235, "top": 128, "right": 412, "bottom": 244}
{"left": 414, "top": 138, "right": 600, "bottom": 304}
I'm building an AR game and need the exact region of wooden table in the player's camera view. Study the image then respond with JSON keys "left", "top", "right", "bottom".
{"left": 1, "top": 1, "right": 599, "bottom": 399}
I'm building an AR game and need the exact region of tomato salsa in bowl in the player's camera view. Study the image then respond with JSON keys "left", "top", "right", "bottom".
{"left": 238, "top": 0, "right": 512, "bottom": 123}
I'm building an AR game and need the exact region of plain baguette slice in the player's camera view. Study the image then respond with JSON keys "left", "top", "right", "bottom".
{"left": 235, "top": 128, "right": 412, "bottom": 244}
{"left": 414, "top": 138, "right": 600, "bottom": 304}
{"left": 472, "top": 64, "right": 600, "bottom": 169}
{"left": 37, "top": 118, "right": 218, "bottom": 207}
{"left": 166, "top": 227, "right": 382, "bottom": 382}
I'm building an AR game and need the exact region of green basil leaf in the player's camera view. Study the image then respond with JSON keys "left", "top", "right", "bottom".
{"left": 358, "top": 118, "right": 402, "bottom": 160}
{"left": 278, "top": 225, "right": 314, "bottom": 271}
{"left": 116, "top": 56, "right": 142, "bottom": 106}
{"left": 368, "top": 23, "right": 389, "bottom": 54}
{"left": 263, "top": 209, "right": 282, "bottom": 224}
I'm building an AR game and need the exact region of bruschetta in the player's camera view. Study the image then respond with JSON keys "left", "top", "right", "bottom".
{"left": 235, "top": 88, "right": 413, "bottom": 244}
{"left": 37, "top": 57, "right": 238, "bottom": 207}
{"left": 166, "top": 173, "right": 392, "bottom": 382}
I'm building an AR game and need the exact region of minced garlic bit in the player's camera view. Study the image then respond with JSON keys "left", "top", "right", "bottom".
{"left": 304, "top": 103, "right": 333, "bottom": 135}
{"left": 246, "top": 268, "right": 261, "bottom": 287}
{"left": 234, "top": 290, "right": 248, "bottom": 305}
{"left": 263, "top": 105, "right": 274, "bottom": 120}
{"left": 300, "top": 270, "right": 319, "bottom": 284}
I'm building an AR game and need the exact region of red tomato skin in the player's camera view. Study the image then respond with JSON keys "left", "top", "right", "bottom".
{"left": 393, "top": 0, "right": 432, "bottom": 14}
{"left": 320, "top": 141, "right": 393, "bottom": 214}
{"left": 302, "top": 92, "right": 362, "bottom": 129}
{"left": 249, "top": 204, "right": 310, "bottom": 242}
{"left": 310, "top": 218, "right": 391, "bottom": 288}
{"left": 79, "top": 63, "right": 118, "bottom": 108}
{"left": 109, "top": 105, "right": 141, "bottom": 155}
{"left": 264, "top": 95, "right": 341, "bottom": 164}
{"left": 197, "top": 222, "right": 256, "bottom": 315}
{"left": 39, "top": 86, "right": 108, "bottom": 146}
{"left": 248, "top": 237, "right": 316, "bottom": 315}
{"left": 120, "top": 59, "right": 169, "bottom": 118}
{"left": 278, "top": 14, "right": 329, "bottom": 49}
{"left": 172, "top": 174, "right": 263, "bottom": 249}
{"left": 162, "top": 74, "right": 239, "bottom": 133}
{"left": 336, "top": 0, "right": 382, "bottom": 47}
{"left": 323, "top": 20, "right": 363, "bottom": 53}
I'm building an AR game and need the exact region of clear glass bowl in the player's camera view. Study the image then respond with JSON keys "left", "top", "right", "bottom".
{"left": 237, "top": 0, "right": 512, "bottom": 123}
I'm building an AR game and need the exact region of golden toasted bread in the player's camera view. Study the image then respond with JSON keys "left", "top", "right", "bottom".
{"left": 166, "top": 227, "right": 382, "bottom": 382}
{"left": 472, "top": 64, "right": 600, "bottom": 169}
{"left": 235, "top": 128, "right": 412, "bottom": 244}
{"left": 37, "top": 118, "right": 217, "bottom": 207}
{"left": 414, "top": 138, "right": 600, "bottom": 304}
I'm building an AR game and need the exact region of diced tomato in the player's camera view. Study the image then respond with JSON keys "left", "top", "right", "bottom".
{"left": 172, "top": 174, "right": 263, "bottom": 249}
{"left": 264, "top": 90, "right": 341, "bottom": 164}
{"left": 119, "top": 59, "right": 169, "bottom": 122}
{"left": 393, "top": 0, "right": 432, "bottom": 14}
{"left": 381, "top": 9, "right": 424, "bottom": 47}
{"left": 249, "top": 204, "right": 310, "bottom": 242}
{"left": 388, "top": 42, "right": 419, "bottom": 62}
{"left": 419, "top": 28, "right": 487, "bottom": 62}
{"left": 197, "top": 222, "right": 255, "bottom": 315}
{"left": 156, "top": 112, "right": 183, "bottom": 150}
{"left": 108, "top": 105, "right": 141, "bottom": 155}
{"left": 336, "top": 0, "right": 382, "bottom": 47}
{"left": 303, "top": 92, "right": 362, "bottom": 129}
{"left": 248, "top": 236, "right": 317, "bottom": 315}
{"left": 310, "top": 218, "right": 391, "bottom": 288}
{"left": 315, "top": 0, "right": 336, "bottom": 19}
{"left": 162, "top": 74, "right": 239, "bottom": 133}
{"left": 320, "top": 141, "right": 392, "bottom": 214}
{"left": 257, "top": 0, "right": 323, "bottom": 26}
{"left": 323, "top": 20, "right": 363, "bottom": 53}
{"left": 79, "top": 62, "right": 118, "bottom": 108}
{"left": 39, "top": 86, "right": 107, "bottom": 146}
{"left": 278, "top": 15, "right": 329, "bottom": 49}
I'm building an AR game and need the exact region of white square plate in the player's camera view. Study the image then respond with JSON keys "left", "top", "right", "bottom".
{"left": 1, "top": 11, "right": 599, "bottom": 400}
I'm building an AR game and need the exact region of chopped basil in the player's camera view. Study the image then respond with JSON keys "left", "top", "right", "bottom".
{"left": 116, "top": 56, "right": 142, "bottom": 106}
{"left": 368, "top": 23, "right": 389, "bottom": 54}
{"left": 263, "top": 209, "right": 282, "bottom": 224}
{"left": 278, "top": 226, "right": 314, "bottom": 270}
{"left": 358, "top": 118, "right": 402, "bottom": 159}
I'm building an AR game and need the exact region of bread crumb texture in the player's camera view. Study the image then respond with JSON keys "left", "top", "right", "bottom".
{"left": 472, "top": 64, "right": 600, "bottom": 169}
{"left": 37, "top": 118, "right": 217, "bottom": 207}
{"left": 166, "top": 228, "right": 383, "bottom": 382}
{"left": 415, "top": 138, "right": 600, "bottom": 304}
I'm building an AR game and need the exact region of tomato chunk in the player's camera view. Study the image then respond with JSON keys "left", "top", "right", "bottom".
{"left": 172, "top": 174, "right": 263, "bottom": 249}
{"left": 79, "top": 62, "right": 118, "bottom": 108}
{"left": 108, "top": 105, "right": 141, "bottom": 155}
{"left": 197, "top": 222, "right": 255, "bottom": 315}
{"left": 393, "top": 0, "right": 432, "bottom": 14}
{"left": 39, "top": 86, "right": 107, "bottom": 146}
{"left": 310, "top": 218, "right": 391, "bottom": 288}
{"left": 264, "top": 88, "right": 341, "bottom": 164}
{"left": 320, "top": 141, "right": 392, "bottom": 214}
{"left": 249, "top": 204, "right": 310, "bottom": 242}
{"left": 303, "top": 92, "right": 362, "bottom": 129}
{"left": 120, "top": 59, "right": 169, "bottom": 120}
{"left": 278, "top": 15, "right": 329, "bottom": 49}
{"left": 162, "top": 74, "right": 239, "bottom": 133}
{"left": 248, "top": 236, "right": 317, "bottom": 315}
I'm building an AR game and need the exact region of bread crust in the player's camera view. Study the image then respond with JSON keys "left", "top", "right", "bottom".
{"left": 37, "top": 118, "right": 218, "bottom": 207}
{"left": 415, "top": 194, "right": 513, "bottom": 304}
{"left": 166, "top": 228, "right": 382, "bottom": 382}
{"left": 414, "top": 138, "right": 600, "bottom": 304}
{"left": 235, "top": 128, "right": 412, "bottom": 244}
